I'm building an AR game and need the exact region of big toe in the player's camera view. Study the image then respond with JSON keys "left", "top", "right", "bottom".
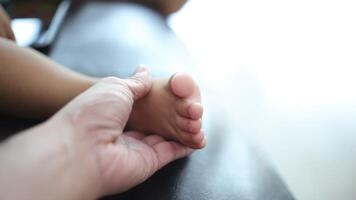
{"left": 170, "top": 73, "right": 195, "bottom": 98}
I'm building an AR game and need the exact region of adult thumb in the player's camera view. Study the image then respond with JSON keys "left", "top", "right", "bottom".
{"left": 124, "top": 66, "right": 152, "bottom": 101}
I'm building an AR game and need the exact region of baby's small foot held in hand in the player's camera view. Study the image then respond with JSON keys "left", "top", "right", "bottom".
{"left": 170, "top": 73, "right": 206, "bottom": 148}
{"left": 128, "top": 72, "right": 206, "bottom": 149}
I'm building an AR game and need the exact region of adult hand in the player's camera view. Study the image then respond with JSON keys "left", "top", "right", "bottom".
{"left": 0, "top": 67, "right": 193, "bottom": 199}
{"left": 0, "top": 5, "right": 15, "bottom": 41}
{"left": 52, "top": 67, "right": 194, "bottom": 197}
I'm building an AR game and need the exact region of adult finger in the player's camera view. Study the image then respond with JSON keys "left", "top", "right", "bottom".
{"left": 153, "top": 140, "right": 194, "bottom": 169}
{"left": 124, "top": 66, "right": 152, "bottom": 101}
{"left": 142, "top": 135, "right": 165, "bottom": 146}
{"left": 125, "top": 131, "right": 146, "bottom": 140}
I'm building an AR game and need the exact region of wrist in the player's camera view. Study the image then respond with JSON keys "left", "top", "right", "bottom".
{"left": 45, "top": 116, "right": 104, "bottom": 199}
{"left": 0, "top": 119, "right": 100, "bottom": 200}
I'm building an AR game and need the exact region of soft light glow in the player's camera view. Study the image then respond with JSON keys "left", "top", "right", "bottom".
{"left": 169, "top": 1, "right": 356, "bottom": 199}
{"left": 11, "top": 18, "right": 42, "bottom": 47}
{"left": 169, "top": 0, "right": 356, "bottom": 110}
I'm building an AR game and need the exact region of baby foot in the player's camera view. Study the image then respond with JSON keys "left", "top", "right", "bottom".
{"left": 127, "top": 73, "right": 206, "bottom": 149}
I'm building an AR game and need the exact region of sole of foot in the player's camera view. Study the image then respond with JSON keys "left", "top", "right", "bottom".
{"left": 128, "top": 72, "right": 206, "bottom": 149}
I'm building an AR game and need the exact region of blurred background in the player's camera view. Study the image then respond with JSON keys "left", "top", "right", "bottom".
{"left": 169, "top": 0, "right": 356, "bottom": 199}
{"left": 1, "top": 0, "right": 356, "bottom": 199}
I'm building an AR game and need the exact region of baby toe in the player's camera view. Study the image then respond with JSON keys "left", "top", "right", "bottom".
{"left": 176, "top": 101, "right": 203, "bottom": 120}
{"left": 176, "top": 116, "right": 202, "bottom": 133}
{"left": 194, "top": 131, "right": 207, "bottom": 149}
{"left": 189, "top": 102, "right": 203, "bottom": 120}
{"left": 176, "top": 100, "right": 191, "bottom": 118}
{"left": 179, "top": 130, "right": 206, "bottom": 149}
{"left": 169, "top": 73, "right": 195, "bottom": 98}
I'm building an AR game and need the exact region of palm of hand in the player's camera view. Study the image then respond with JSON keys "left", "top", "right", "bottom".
{"left": 99, "top": 131, "right": 192, "bottom": 194}
{"left": 59, "top": 78, "right": 193, "bottom": 196}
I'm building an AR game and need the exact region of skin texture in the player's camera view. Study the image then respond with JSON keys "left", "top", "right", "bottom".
{"left": 0, "top": 38, "right": 206, "bottom": 149}
{"left": 0, "top": 3, "right": 205, "bottom": 198}
{"left": 0, "top": 70, "right": 194, "bottom": 199}
{"left": 128, "top": 73, "right": 206, "bottom": 149}
{"left": 0, "top": 5, "right": 15, "bottom": 41}
{"left": 0, "top": 38, "right": 96, "bottom": 119}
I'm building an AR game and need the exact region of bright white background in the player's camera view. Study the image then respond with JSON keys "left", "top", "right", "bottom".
{"left": 169, "top": 0, "right": 356, "bottom": 199}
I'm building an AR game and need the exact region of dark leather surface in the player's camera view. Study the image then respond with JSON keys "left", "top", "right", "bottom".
{"left": 50, "top": 1, "right": 195, "bottom": 78}
{"left": 0, "top": 1, "right": 295, "bottom": 199}
{"left": 105, "top": 105, "right": 295, "bottom": 200}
